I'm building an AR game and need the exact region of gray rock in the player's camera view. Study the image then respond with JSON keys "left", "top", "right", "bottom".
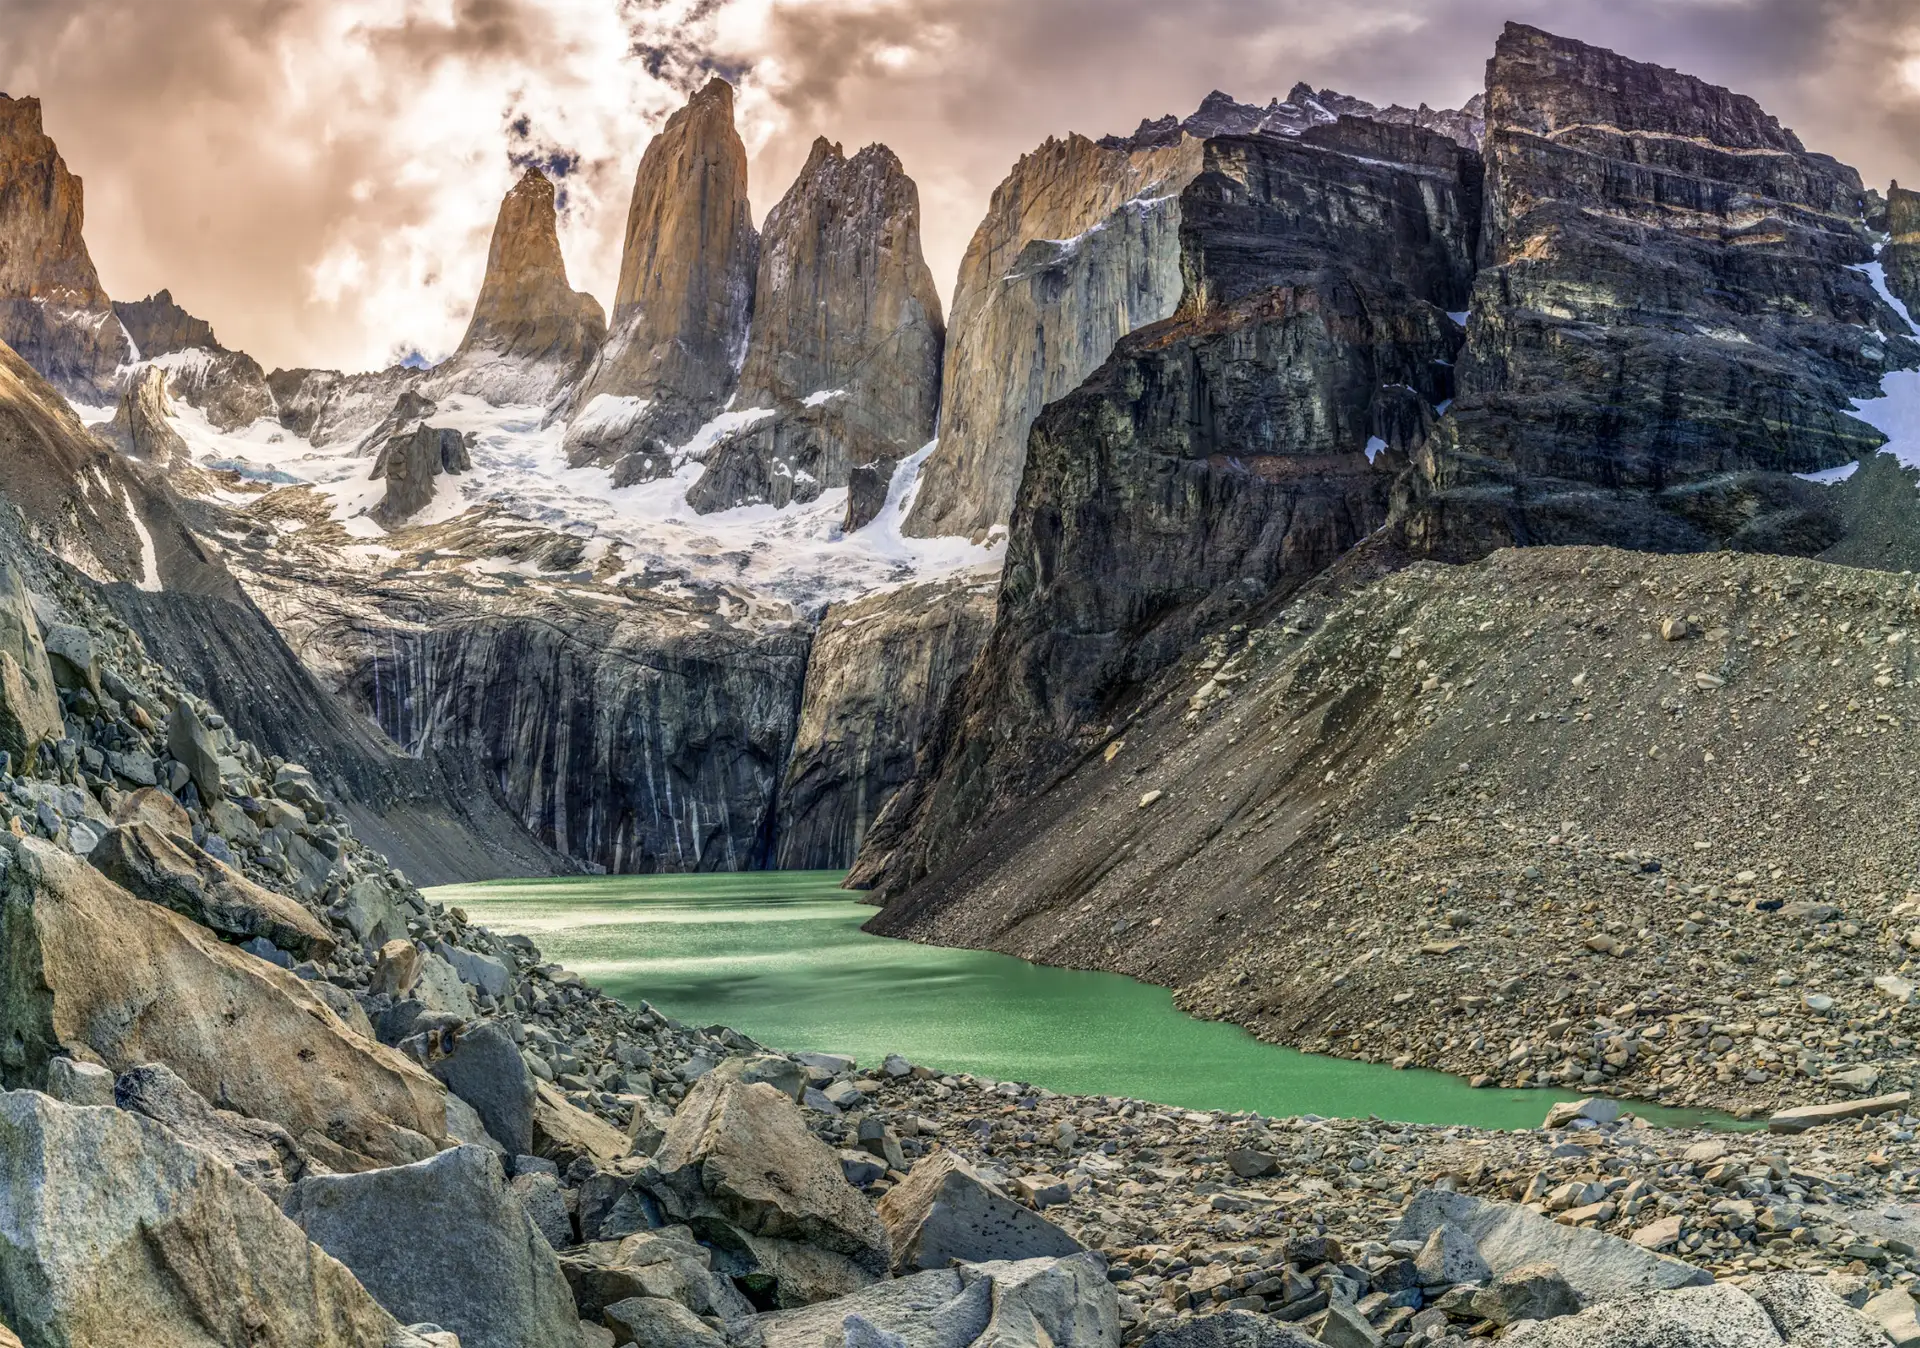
{"left": 42, "top": 1056, "right": 113, "bottom": 1107}
{"left": 283, "top": 1143, "right": 584, "bottom": 1348}
{"left": 715, "top": 1052, "right": 806, "bottom": 1100}
{"left": 0, "top": 1089, "right": 407, "bottom": 1346}
{"left": 115, "top": 1061, "right": 309, "bottom": 1197}
{"left": 758, "top": 1253, "right": 1120, "bottom": 1348}
{"left": 651, "top": 1075, "right": 890, "bottom": 1275}
{"left": 1501, "top": 1279, "right": 1887, "bottom": 1348}
{"left": 437, "top": 939, "right": 513, "bottom": 999}
{"left": 877, "top": 1150, "right": 1083, "bottom": 1275}
{"left": 339, "top": 877, "right": 407, "bottom": 949}
{"left": 1318, "top": 1301, "right": 1384, "bottom": 1348}
{"left": 413, "top": 950, "right": 477, "bottom": 1017}
{"left": 604, "top": 1296, "right": 724, "bottom": 1348}
{"left": 1746, "top": 1274, "right": 1891, "bottom": 1348}
{"left": 166, "top": 701, "right": 225, "bottom": 803}
{"left": 1472, "top": 1261, "right": 1581, "bottom": 1325}
{"left": 1544, "top": 1097, "right": 1621, "bottom": 1129}
{"left": 1414, "top": 1221, "right": 1491, "bottom": 1287}
{"left": 1140, "top": 1310, "right": 1318, "bottom": 1348}
{"left": 40, "top": 622, "right": 99, "bottom": 696}
{"left": 1226, "top": 1148, "right": 1280, "bottom": 1179}
{"left": 1768, "top": 1093, "right": 1912, "bottom": 1134}
{"left": 443, "top": 1089, "right": 507, "bottom": 1156}
{"left": 428, "top": 1019, "right": 536, "bottom": 1155}
{"left": 1864, "top": 1287, "right": 1920, "bottom": 1348}
{"left": 512, "top": 1168, "right": 574, "bottom": 1250}
{"left": 1397, "top": 1189, "right": 1710, "bottom": 1302}
{"left": 724, "top": 1230, "right": 879, "bottom": 1310}
{"left": 561, "top": 1227, "right": 755, "bottom": 1324}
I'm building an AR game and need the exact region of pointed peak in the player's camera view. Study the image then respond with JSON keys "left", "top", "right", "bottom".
{"left": 806, "top": 135, "right": 847, "bottom": 166}
{"left": 692, "top": 76, "right": 736, "bottom": 109}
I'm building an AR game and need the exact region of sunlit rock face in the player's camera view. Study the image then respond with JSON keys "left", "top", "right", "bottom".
{"left": 570, "top": 78, "right": 758, "bottom": 480}
{"left": 430, "top": 167, "right": 606, "bottom": 410}
{"left": 0, "top": 95, "right": 132, "bottom": 401}
{"left": 688, "top": 138, "right": 944, "bottom": 516}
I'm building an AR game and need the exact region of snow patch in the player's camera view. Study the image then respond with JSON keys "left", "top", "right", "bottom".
{"left": 124, "top": 493, "right": 163, "bottom": 593}
{"left": 570, "top": 394, "right": 651, "bottom": 440}
{"left": 1363, "top": 436, "right": 1387, "bottom": 464}
{"left": 1447, "top": 311, "right": 1470, "bottom": 327}
{"left": 1846, "top": 259, "right": 1920, "bottom": 470}
{"left": 1795, "top": 462, "right": 1861, "bottom": 485}
{"left": 802, "top": 388, "right": 846, "bottom": 408}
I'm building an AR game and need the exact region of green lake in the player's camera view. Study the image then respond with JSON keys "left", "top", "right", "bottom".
{"left": 429, "top": 870, "right": 1735, "bottom": 1132}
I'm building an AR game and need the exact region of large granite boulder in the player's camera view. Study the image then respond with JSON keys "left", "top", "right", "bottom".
{"left": 424, "top": 1020, "right": 536, "bottom": 1155}
{"left": 877, "top": 1150, "right": 1083, "bottom": 1274}
{"left": 0, "top": 1089, "right": 416, "bottom": 1347}
{"left": 283, "top": 1143, "right": 583, "bottom": 1348}
{"left": 1395, "top": 1190, "right": 1710, "bottom": 1301}
{"left": 0, "top": 836, "right": 449, "bottom": 1171}
{"left": 758, "top": 1253, "right": 1120, "bottom": 1348}
{"left": 1504, "top": 1276, "right": 1886, "bottom": 1347}
{"left": 650, "top": 1075, "right": 889, "bottom": 1276}
{"left": 89, "top": 820, "right": 335, "bottom": 961}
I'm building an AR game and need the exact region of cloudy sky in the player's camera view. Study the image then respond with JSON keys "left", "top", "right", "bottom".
{"left": 3, "top": 0, "right": 1917, "bottom": 373}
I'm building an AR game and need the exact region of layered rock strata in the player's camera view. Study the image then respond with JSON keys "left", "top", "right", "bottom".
{"left": 571, "top": 78, "right": 758, "bottom": 477}
{"left": 870, "top": 118, "right": 1480, "bottom": 879}
{"left": 432, "top": 167, "right": 607, "bottom": 408}
{"left": 0, "top": 95, "right": 131, "bottom": 400}
{"left": 1406, "top": 22, "right": 1912, "bottom": 557}
{"left": 689, "top": 139, "right": 943, "bottom": 514}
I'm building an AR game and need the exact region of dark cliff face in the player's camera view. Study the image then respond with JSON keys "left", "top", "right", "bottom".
{"left": 688, "top": 140, "right": 944, "bottom": 515}
{"left": 345, "top": 600, "right": 810, "bottom": 873}
{"left": 1404, "top": 22, "right": 1912, "bottom": 559}
{"left": 113, "top": 290, "right": 222, "bottom": 358}
{"left": 862, "top": 122, "right": 1482, "bottom": 889}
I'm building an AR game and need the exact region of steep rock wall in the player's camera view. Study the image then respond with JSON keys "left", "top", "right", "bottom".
{"left": 690, "top": 140, "right": 943, "bottom": 514}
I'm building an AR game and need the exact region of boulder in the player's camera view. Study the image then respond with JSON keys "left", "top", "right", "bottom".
{"left": 372, "top": 937, "right": 422, "bottom": 996}
{"left": 1768, "top": 1093, "right": 1912, "bottom": 1134}
{"left": 757, "top": 1253, "right": 1120, "bottom": 1348}
{"left": 166, "top": 701, "right": 225, "bottom": 803}
{"left": 562, "top": 1227, "right": 756, "bottom": 1325}
{"left": 1473, "top": 1262, "right": 1581, "bottom": 1325}
{"left": 1864, "top": 1287, "right": 1920, "bottom": 1348}
{"left": 532, "top": 1080, "right": 631, "bottom": 1169}
{"left": 339, "top": 877, "right": 408, "bottom": 949}
{"left": 38, "top": 622, "right": 99, "bottom": 696}
{"left": 89, "top": 820, "right": 335, "bottom": 960}
{"left": 1414, "top": 1221, "right": 1490, "bottom": 1287}
{"left": 604, "top": 1297, "right": 724, "bottom": 1348}
{"left": 110, "top": 785, "right": 192, "bottom": 836}
{"left": 1396, "top": 1189, "right": 1710, "bottom": 1302}
{"left": 651, "top": 1076, "right": 888, "bottom": 1274}
{"left": 427, "top": 1020, "right": 536, "bottom": 1155}
{"left": 41, "top": 1055, "right": 112, "bottom": 1106}
{"left": 283, "top": 1144, "right": 584, "bottom": 1348}
{"left": 721, "top": 1230, "right": 878, "bottom": 1310}
{"left": 877, "top": 1149, "right": 1084, "bottom": 1274}
{"left": 713, "top": 1053, "right": 807, "bottom": 1101}
{"left": 0, "top": 836, "right": 449, "bottom": 1171}
{"left": 1544, "top": 1098, "right": 1621, "bottom": 1129}
{"left": 0, "top": 559, "right": 59, "bottom": 774}
{"left": 435, "top": 939, "right": 512, "bottom": 1000}
{"left": 1505, "top": 1278, "right": 1887, "bottom": 1347}
{"left": 511, "top": 1169, "right": 574, "bottom": 1250}
{"left": 115, "top": 1061, "right": 309, "bottom": 1197}
{"left": 0, "top": 1089, "right": 409, "bottom": 1347}
{"left": 412, "top": 950, "right": 476, "bottom": 1017}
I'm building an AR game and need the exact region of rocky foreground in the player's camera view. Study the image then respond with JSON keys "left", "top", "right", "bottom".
{"left": 3, "top": 539, "right": 1920, "bottom": 1347}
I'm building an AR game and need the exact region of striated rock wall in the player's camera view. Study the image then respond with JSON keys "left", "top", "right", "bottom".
{"left": 432, "top": 167, "right": 606, "bottom": 408}
{"left": 690, "top": 139, "right": 943, "bottom": 514}
{"left": 904, "top": 134, "right": 1202, "bottom": 539}
{"left": 1407, "top": 22, "right": 1910, "bottom": 558}
{"left": 0, "top": 96, "right": 131, "bottom": 400}
{"left": 571, "top": 78, "right": 758, "bottom": 477}
{"left": 776, "top": 574, "right": 995, "bottom": 870}
{"left": 1887, "top": 184, "right": 1920, "bottom": 318}
{"left": 865, "top": 121, "right": 1480, "bottom": 890}
{"left": 344, "top": 597, "right": 810, "bottom": 873}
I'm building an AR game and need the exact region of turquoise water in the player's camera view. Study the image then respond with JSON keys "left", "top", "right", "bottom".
{"left": 431, "top": 871, "right": 1736, "bottom": 1131}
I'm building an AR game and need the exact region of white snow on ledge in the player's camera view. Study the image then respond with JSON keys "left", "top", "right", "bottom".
{"left": 802, "top": 388, "right": 846, "bottom": 408}
{"left": 1841, "top": 259, "right": 1920, "bottom": 475}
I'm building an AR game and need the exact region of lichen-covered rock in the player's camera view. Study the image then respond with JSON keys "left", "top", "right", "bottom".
{"left": 0, "top": 96, "right": 131, "bottom": 400}
{"left": 689, "top": 139, "right": 943, "bottom": 514}
{"left": 572, "top": 78, "right": 758, "bottom": 472}
{"left": 0, "top": 1089, "right": 412, "bottom": 1348}
{"left": 432, "top": 167, "right": 606, "bottom": 408}
{"left": 0, "top": 836, "right": 449, "bottom": 1171}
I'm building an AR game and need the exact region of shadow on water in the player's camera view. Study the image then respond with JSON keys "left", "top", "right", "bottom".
{"left": 430, "top": 870, "right": 1749, "bottom": 1132}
